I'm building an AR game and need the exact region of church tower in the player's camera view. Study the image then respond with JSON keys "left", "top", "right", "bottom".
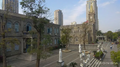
{"left": 88, "top": 3, "right": 96, "bottom": 43}
{"left": 86, "top": 0, "right": 98, "bottom": 31}
{"left": 88, "top": 2, "right": 95, "bottom": 24}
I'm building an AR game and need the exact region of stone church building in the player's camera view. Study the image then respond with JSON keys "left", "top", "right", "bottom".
{"left": 60, "top": 1, "right": 97, "bottom": 45}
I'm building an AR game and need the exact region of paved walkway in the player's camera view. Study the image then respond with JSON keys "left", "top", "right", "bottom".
{"left": 100, "top": 42, "right": 118, "bottom": 67}
{"left": 0, "top": 45, "right": 94, "bottom": 67}
{"left": 0, "top": 42, "right": 118, "bottom": 67}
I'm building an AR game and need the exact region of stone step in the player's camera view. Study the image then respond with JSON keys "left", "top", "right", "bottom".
{"left": 91, "top": 59, "right": 100, "bottom": 67}
{"left": 97, "top": 61, "right": 101, "bottom": 67}
{"left": 87, "top": 58, "right": 96, "bottom": 67}
{"left": 88, "top": 58, "right": 97, "bottom": 67}
{"left": 94, "top": 60, "right": 100, "bottom": 67}
{"left": 86, "top": 58, "right": 94, "bottom": 66}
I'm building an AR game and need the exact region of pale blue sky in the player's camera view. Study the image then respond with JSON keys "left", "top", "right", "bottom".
{"left": 0, "top": 0, "right": 120, "bottom": 33}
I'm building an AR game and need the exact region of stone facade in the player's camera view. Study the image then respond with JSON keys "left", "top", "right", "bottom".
{"left": 60, "top": 23, "right": 96, "bottom": 45}
{"left": 0, "top": 10, "right": 60, "bottom": 56}
{"left": 60, "top": 1, "right": 96, "bottom": 45}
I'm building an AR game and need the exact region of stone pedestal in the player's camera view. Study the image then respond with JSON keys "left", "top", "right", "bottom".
{"left": 57, "top": 61, "right": 64, "bottom": 67}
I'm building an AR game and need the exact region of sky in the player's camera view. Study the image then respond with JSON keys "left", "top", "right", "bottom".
{"left": 0, "top": 0, "right": 120, "bottom": 33}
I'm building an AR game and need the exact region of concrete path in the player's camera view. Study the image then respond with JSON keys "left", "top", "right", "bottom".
{"left": 100, "top": 42, "right": 118, "bottom": 67}
{"left": 0, "top": 45, "right": 94, "bottom": 67}
{"left": 1, "top": 42, "right": 117, "bottom": 67}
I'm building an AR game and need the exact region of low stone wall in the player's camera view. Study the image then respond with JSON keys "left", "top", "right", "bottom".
{"left": 69, "top": 44, "right": 97, "bottom": 51}
{"left": 81, "top": 44, "right": 97, "bottom": 51}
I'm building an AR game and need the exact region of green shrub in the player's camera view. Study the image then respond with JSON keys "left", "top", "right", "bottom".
{"left": 48, "top": 47, "right": 53, "bottom": 51}
{"left": 95, "top": 51, "right": 103, "bottom": 59}
{"left": 48, "top": 45, "right": 65, "bottom": 51}
{"left": 7, "top": 65, "right": 11, "bottom": 67}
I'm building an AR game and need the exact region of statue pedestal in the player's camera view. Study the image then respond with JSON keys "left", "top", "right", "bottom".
{"left": 57, "top": 61, "right": 64, "bottom": 67}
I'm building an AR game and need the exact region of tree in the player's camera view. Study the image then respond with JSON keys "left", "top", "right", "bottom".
{"left": 111, "top": 40, "right": 120, "bottom": 67}
{"left": 20, "top": 0, "right": 50, "bottom": 67}
{"left": 96, "top": 30, "right": 103, "bottom": 36}
{"left": 26, "top": 33, "right": 52, "bottom": 59}
{"left": 117, "top": 40, "right": 120, "bottom": 51}
{"left": 105, "top": 31, "right": 113, "bottom": 41}
{"left": 41, "top": 34, "right": 52, "bottom": 52}
{"left": 61, "top": 28, "right": 71, "bottom": 50}
{"left": 110, "top": 51, "right": 120, "bottom": 67}
{"left": 80, "top": 22, "right": 90, "bottom": 50}
{"left": 0, "top": 2, "right": 20, "bottom": 67}
{"left": 113, "top": 33, "right": 118, "bottom": 41}
{"left": 69, "top": 62, "right": 77, "bottom": 67}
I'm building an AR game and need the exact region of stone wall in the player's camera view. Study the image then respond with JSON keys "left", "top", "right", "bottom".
{"left": 0, "top": 10, "right": 60, "bottom": 56}
{"left": 69, "top": 44, "right": 97, "bottom": 51}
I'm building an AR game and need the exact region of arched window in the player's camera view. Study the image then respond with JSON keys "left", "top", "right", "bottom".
{"left": 50, "top": 28, "right": 52, "bottom": 33}
{"left": 54, "top": 28, "right": 56, "bottom": 34}
{"left": 15, "top": 23, "right": 19, "bottom": 32}
{"left": 26, "top": 23, "right": 32, "bottom": 31}
{"left": 76, "top": 37, "right": 78, "bottom": 41}
{"left": 54, "top": 39, "right": 56, "bottom": 45}
{"left": 6, "top": 21, "right": 12, "bottom": 29}
{"left": 57, "top": 28, "right": 59, "bottom": 34}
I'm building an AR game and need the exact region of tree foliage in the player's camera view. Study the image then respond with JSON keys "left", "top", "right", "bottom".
{"left": 20, "top": 0, "right": 50, "bottom": 67}
{"left": 113, "top": 33, "right": 118, "bottom": 41}
{"left": 111, "top": 40, "right": 120, "bottom": 67}
{"left": 81, "top": 22, "right": 90, "bottom": 50}
{"left": 111, "top": 51, "right": 120, "bottom": 67}
{"left": 117, "top": 40, "right": 120, "bottom": 51}
{"left": 69, "top": 62, "right": 77, "bottom": 67}
{"left": 105, "top": 31, "right": 113, "bottom": 41}
{"left": 96, "top": 30, "right": 103, "bottom": 36}
{"left": 61, "top": 28, "right": 71, "bottom": 49}
{"left": 105, "top": 30, "right": 120, "bottom": 41}
{"left": 0, "top": 1, "right": 20, "bottom": 67}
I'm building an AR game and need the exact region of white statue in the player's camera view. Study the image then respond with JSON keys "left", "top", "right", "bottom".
{"left": 83, "top": 60, "right": 87, "bottom": 64}
{"left": 97, "top": 49, "right": 100, "bottom": 52}
{"left": 82, "top": 52, "right": 85, "bottom": 57}
{"left": 86, "top": 58, "right": 90, "bottom": 61}
{"left": 79, "top": 44, "right": 81, "bottom": 53}
{"left": 80, "top": 63, "right": 83, "bottom": 67}
{"left": 80, "top": 54, "right": 82, "bottom": 60}
{"left": 97, "top": 44, "right": 100, "bottom": 48}
{"left": 101, "top": 47, "right": 103, "bottom": 51}
{"left": 59, "top": 49, "right": 62, "bottom": 62}
{"left": 87, "top": 54, "right": 90, "bottom": 58}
